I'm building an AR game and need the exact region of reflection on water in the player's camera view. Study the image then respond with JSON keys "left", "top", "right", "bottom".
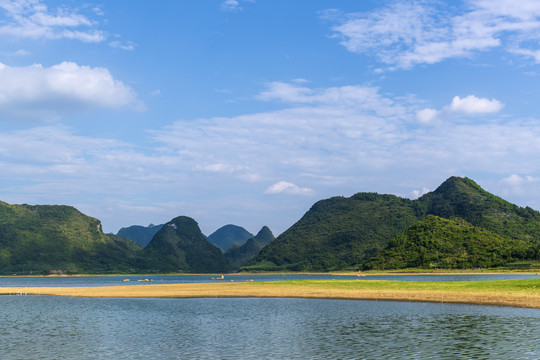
{"left": 0, "top": 296, "right": 538, "bottom": 359}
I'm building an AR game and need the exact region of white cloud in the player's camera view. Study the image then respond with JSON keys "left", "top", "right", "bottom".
{"left": 327, "top": 0, "right": 540, "bottom": 68}
{"left": 499, "top": 174, "right": 539, "bottom": 197}
{"left": 0, "top": 61, "right": 142, "bottom": 121}
{"left": 265, "top": 181, "right": 313, "bottom": 195}
{"left": 0, "top": 0, "right": 105, "bottom": 42}
{"left": 416, "top": 108, "right": 438, "bottom": 123}
{"left": 415, "top": 94, "right": 504, "bottom": 122}
{"left": 256, "top": 81, "right": 406, "bottom": 117}
{"left": 448, "top": 95, "right": 504, "bottom": 114}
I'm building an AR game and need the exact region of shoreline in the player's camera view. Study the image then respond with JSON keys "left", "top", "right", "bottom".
{"left": 1, "top": 268, "right": 539, "bottom": 278}
{"left": 1, "top": 279, "right": 538, "bottom": 309}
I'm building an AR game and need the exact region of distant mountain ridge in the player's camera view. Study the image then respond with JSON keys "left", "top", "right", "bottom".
{"left": 207, "top": 224, "right": 254, "bottom": 252}
{"left": 245, "top": 177, "right": 540, "bottom": 272}
{"left": 117, "top": 224, "right": 163, "bottom": 247}
{"left": 224, "top": 226, "right": 275, "bottom": 270}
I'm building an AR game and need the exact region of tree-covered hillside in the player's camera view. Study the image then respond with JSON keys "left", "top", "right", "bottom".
{"left": 141, "top": 216, "right": 230, "bottom": 273}
{"left": 363, "top": 215, "right": 536, "bottom": 270}
{"left": 0, "top": 201, "right": 140, "bottom": 274}
{"left": 244, "top": 193, "right": 419, "bottom": 271}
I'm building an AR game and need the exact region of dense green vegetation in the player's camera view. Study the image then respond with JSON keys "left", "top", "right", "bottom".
{"left": 0, "top": 201, "right": 141, "bottom": 274}
{"left": 116, "top": 224, "right": 163, "bottom": 247}
{"left": 224, "top": 226, "right": 275, "bottom": 270}
{"left": 245, "top": 177, "right": 540, "bottom": 272}
{"left": 207, "top": 224, "right": 254, "bottom": 252}
{"left": 363, "top": 216, "right": 536, "bottom": 269}
{"left": 244, "top": 193, "right": 419, "bottom": 272}
{"left": 140, "top": 216, "right": 231, "bottom": 273}
{"left": 415, "top": 177, "right": 540, "bottom": 243}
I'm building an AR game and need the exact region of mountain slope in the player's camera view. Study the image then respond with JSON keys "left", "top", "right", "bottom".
{"left": 0, "top": 201, "right": 140, "bottom": 274}
{"left": 245, "top": 177, "right": 540, "bottom": 272}
{"left": 363, "top": 215, "right": 535, "bottom": 270}
{"left": 207, "top": 224, "right": 254, "bottom": 252}
{"left": 117, "top": 224, "right": 163, "bottom": 247}
{"left": 141, "top": 216, "right": 230, "bottom": 273}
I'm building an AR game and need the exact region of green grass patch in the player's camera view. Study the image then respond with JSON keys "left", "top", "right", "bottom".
{"left": 256, "top": 278, "right": 540, "bottom": 294}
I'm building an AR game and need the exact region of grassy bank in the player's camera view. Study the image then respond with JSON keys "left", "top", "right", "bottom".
{"left": 1, "top": 279, "right": 538, "bottom": 309}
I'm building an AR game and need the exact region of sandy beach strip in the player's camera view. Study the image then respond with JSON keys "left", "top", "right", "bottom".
{"left": 1, "top": 280, "right": 539, "bottom": 309}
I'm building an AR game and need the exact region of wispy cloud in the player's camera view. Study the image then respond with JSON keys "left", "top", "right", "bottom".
{"left": 221, "top": 0, "right": 242, "bottom": 12}
{"left": 0, "top": 0, "right": 105, "bottom": 42}
{"left": 109, "top": 40, "right": 136, "bottom": 51}
{"left": 0, "top": 61, "right": 142, "bottom": 121}
{"left": 326, "top": 0, "right": 540, "bottom": 69}
{"left": 0, "top": 1, "right": 135, "bottom": 50}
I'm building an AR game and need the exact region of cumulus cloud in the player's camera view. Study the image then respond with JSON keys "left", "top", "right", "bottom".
{"left": 415, "top": 94, "right": 504, "bottom": 122}
{"left": 326, "top": 0, "right": 540, "bottom": 68}
{"left": 0, "top": 61, "right": 142, "bottom": 121}
{"left": 448, "top": 95, "right": 504, "bottom": 114}
{"left": 265, "top": 181, "right": 313, "bottom": 195}
{"left": 0, "top": 0, "right": 105, "bottom": 42}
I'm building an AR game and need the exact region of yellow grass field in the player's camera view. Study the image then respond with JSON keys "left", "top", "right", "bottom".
{"left": 1, "top": 279, "right": 539, "bottom": 309}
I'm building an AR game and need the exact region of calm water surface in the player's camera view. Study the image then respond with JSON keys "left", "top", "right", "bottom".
{"left": 0, "top": 296, "right": 538, "bottom": 359}
{"left": 0, "top": 273, "right": 539, "bottom": 287}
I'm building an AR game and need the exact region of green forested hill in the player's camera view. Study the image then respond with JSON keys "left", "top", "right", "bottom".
{"left": 415, "top": 177, "right": 540, "bottom": 243}
{"left": 245, "top": 177, "right": 540, "bottom": 272}
{"left": 140, "top": 216, "right": 230, "bottom": 273}
{"left": 363, "top": 215, "right": 535, "bottom": 270}
{"left": 244, "top": 193, "right": 419, "bottom": 271}
{"left": 0, "top": 201, "right": 140, "bottom": 274}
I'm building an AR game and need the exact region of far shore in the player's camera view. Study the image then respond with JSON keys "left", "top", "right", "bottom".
{"left": 1, "top": 267, "right": 539, "bottom": 278}
{"left": 1, "top": 279, "right": 538, "bottom": 309}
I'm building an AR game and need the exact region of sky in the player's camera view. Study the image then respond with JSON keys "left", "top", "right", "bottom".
{"left": 1, "top": 0, "right": 540, "bottom": 236}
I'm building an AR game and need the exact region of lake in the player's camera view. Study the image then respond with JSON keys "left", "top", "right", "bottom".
{"left": 1, "top": 274, "right": 539, "bottom": 359}
{"left": 0, "top": 296, "right": 538, "bottom": 359}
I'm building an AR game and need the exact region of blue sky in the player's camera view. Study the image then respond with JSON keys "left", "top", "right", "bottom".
{"left": 1, "top": 0, "right": 540, "bottom": 236}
